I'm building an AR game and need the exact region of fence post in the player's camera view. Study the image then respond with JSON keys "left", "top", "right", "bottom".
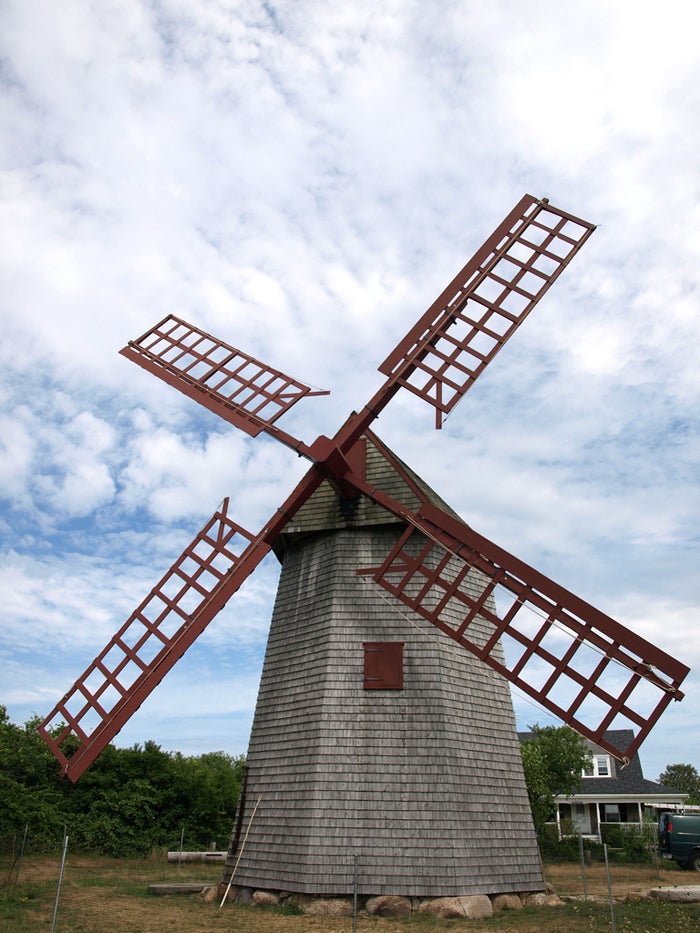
{"left": 177, "top": 827, "right": 185, "bottom": 870}
{"left": 603, "top": 843, "right": 616, "bottom": 933}
{"left": 578, "top": 832, "right": 588, "bottom": 901}
{"left": 50, "top": 829, "right": 69, "bottom": 933}
{"left": 352, "top": 854, "right": 359, "bottom": 933}
{"left": 5, "top": 824, "right": 29, "bottom": 885}
{"left": 15, "top": 824, "right": 28, "bottom": 884}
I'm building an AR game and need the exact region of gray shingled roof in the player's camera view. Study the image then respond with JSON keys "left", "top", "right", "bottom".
{"left": 519, "top": 729, "right": 685, "bottom": 797}
{"left": 273, "top": 429, "right": 460, "bottom": 558}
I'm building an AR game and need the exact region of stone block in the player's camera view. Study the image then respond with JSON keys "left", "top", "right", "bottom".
{"left": 418, "top": 895, "right": 493, "bottom": 919}
{"left": 460, "top": 895, "right": 493, "bottom": 919}
{"left": 366, "top": 895, "right": 412, "bottom": 917}
{"left": 418, "top": 897, "right": 465, "bottom": 919}
{"left": 146, "top": 883, "right": 207, "bottom": 896}
{"left": 650, "top": 885, "right": 700, "bottom": 903}
{"left": 303, "top": 897, "right": 353, "bottom": 917}
{"left": 492, "top": 893, "right": 523, "bottom": 911}
{"left": 287, "top": 894, "right": 354, "bottom": 916}
{"left": 524, "top": 891, "right": 548, "bottom": 907}
{"left": 252, "top": 890, "right": 280, "bottom": 907}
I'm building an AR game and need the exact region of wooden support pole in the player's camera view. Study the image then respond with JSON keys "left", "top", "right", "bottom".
{"left": 219, "top": 795, "right": 261, "bottom": 909}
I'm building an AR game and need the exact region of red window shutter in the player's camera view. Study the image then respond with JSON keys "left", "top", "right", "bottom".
{"left": 363, "top": 642, "right": 404, "bottom": 690}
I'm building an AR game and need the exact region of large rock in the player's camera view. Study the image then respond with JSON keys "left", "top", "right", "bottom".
{"left": 418, "top": 897, "right": 463, "bottom": 919}
{"left": 462, "top": 896, "right": 494, "bottom": 919}
{"left": 650, "top": 885, "right": 700, "bottom": 903}
{"left": 419, "top": 895, "right": 493, "bottom": 919}
{"left": 287, "top": 894, "right": 353, "bottom": 916}
{"left": 252, "top": 890, "right": 279, "bottom": 907}
{"left": 524, "top": 892, "right": 548, "bottom": 907}
{"left": 492, "top": 893, "right": 523, "bottom": 911}
{"left": 305, "top": 897, "right": 354, "bottom": 917}
{"left": 366, "top": 895, "right": 412, "bottom": 917}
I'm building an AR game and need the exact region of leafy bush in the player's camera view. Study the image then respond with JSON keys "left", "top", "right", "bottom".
{"left": 610, "top": 822, "right": 658, "bottom": 863}
{"left": 520, "top": 725, "right": 591, "bottom": 836}
{"left": 0, "top": 707, "right": 246, "bottom": 856}
{"left": 539, "top": 819, "right": 659, "bottom": 865}
{"left": 537, "top": 823, "right": 601, "bottom": 862}
{"left": 601, "top": 825, "right": 625, "bottom": 847}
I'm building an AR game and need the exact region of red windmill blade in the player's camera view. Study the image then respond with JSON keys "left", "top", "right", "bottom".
{"left": 346, "top": 433, "right": 688, "bottom": 765}
{"left": 37, "top": 194, "right": 688, "bottom": 784}
{"left": 117, "top": 195, "right": 594, "bottom": 455}
{"left": 39, "top": 499, "right": 267, "bottom": 780}
{"left": 377, "top": 194, "right": 595, "bottom": 427}
{"left": 38, "top": 459, "right": 332, "bottom": 782}
{"left": 120, "top": 314, "right": 329, "bottom": 455}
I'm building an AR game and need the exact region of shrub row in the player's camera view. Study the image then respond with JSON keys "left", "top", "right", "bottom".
{"left": 0, "top": 708, "right": 245, "bottom": 856}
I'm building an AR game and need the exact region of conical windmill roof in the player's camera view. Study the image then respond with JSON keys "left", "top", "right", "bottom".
{"left": 274, "top": 429, "right": 460, "bottom": 556}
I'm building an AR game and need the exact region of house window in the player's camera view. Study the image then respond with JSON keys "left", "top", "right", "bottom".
{"left": 603, "top": 803, "right": 621, "bottom": 822}
{"left": 363, "top": 642, "right": 404, "bottom": 689}
{"left": 583, "top": 755, "right": 612, "bottom": 778}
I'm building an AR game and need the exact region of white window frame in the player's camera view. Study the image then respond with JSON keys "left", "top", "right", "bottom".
{"left": 583, "top": 754, "right": 612, "bottom": 778}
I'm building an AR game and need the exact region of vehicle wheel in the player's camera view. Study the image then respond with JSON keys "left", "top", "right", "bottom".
{"left": 689, "top": 852, "right": 700, "bottom": 871}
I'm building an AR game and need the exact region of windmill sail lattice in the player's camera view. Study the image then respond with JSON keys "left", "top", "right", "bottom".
{"left": 379, "top": 195, "right": 595, "bottom": 426}
{"left": 352, "top": 483, "right": 686, "bottom": 765}
{"left": 38, "top": 195, "right": 689, "bottom": 898}
{"left": 40, "top": 500, "right": 270, "bottom": 780}
{"left": 121, "top": 315, "right": 329, "bottom": 446}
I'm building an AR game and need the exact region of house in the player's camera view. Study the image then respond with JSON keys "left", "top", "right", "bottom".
{"left": 519, "top": 729, "right": 687, "bottom": 842}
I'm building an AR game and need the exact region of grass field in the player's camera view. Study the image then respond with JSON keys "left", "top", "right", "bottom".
{"left": 2, "top": 854, "right": 699, "bottom": 932}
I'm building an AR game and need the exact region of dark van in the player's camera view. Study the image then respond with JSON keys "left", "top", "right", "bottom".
{"left": 658, "top": 813, "right": 700, "bottom": 870}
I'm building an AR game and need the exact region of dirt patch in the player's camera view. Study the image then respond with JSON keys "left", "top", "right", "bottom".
{"left": 544, "top": 859, "right": 680, "bottom": 899}
{"left": 5, "top": 855, "right": 694, "bottom": 933}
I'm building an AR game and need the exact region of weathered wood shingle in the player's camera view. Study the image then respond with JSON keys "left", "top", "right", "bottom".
{"left": 231, "top": 435, "right": 543, "bottom": 897}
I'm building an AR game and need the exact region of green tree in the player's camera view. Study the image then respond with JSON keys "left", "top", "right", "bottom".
{"left": 0, "top": 706, "right": 71, "bottom": 848}
{"left": 173, "top": 751, "right": 246, "bottom": 848}
{"left": 68, "top": 741, "right": 175, "bottom": 855}
{"left": 658, "top": 763, "right": 700, "bottom": 804}
{"left": 68, "top": 741, "right": 245, "bottom": 855}
{"left": 0, "top": 708, "right": 246, "bottom": 856}
{"left": 520, "top": 725, "right": 592, "bottom": 836}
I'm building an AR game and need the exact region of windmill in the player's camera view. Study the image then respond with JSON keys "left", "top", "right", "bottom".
{"left": 39, "top": 195, "right": 689, "bottom": 900}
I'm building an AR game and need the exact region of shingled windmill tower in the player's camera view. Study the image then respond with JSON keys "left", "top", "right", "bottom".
{"left": 38, "top": 196, "right": 689, "bottom": 900}
{"left": 233, "top": 431, "right": 542, "bottom": 897}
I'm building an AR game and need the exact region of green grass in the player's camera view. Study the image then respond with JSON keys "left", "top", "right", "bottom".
{"left": 1, "top": 855, "right": 699, "bottom": 932}
{"left": 0, "top": 880, "right": 49, "bottom": 932}
{"left": 569, "top": 899, "right": 700, "bottom": 933}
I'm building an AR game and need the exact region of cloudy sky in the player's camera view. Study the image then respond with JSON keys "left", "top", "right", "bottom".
{"left": 1, "top": 0, "right": 698, "bottom": 784}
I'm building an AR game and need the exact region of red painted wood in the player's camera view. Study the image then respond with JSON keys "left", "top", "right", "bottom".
{"left": 121, "top": 315, "right": 328, "bottom": 452}
{"left": 377, "top": 195, "right": 595, "bottom": 427}
{"left": 363, "top": 642, "right": 404, "bottom": 690}
{"left": 37, "top": 499, "right": 269, "bottom": 781}
{"left": 353, "top": 478, "right": 688, "bottom": 764}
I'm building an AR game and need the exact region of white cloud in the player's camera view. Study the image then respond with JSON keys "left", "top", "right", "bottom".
{"left": 0, "top": 411, "right": 34, "bottom": 500}
{"left": 1, "top": 0, "right": 697, "bottom": 775}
